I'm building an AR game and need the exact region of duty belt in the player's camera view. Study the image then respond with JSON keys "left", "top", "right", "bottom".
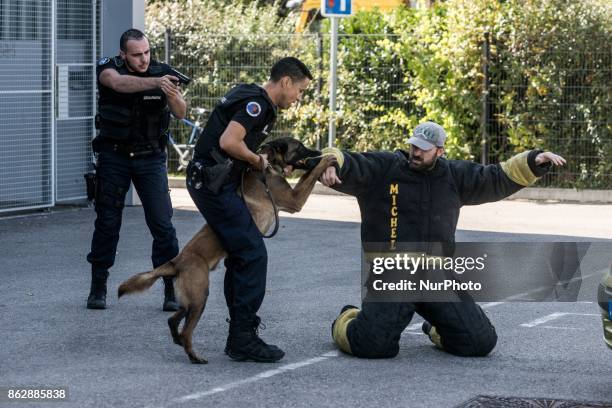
{"left": 97, "top": 140, "right": 162, "bottom": 158}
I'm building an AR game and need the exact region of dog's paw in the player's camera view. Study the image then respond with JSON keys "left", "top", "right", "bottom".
{"left": 189, "top": 355, "right": 208, "bottom": 364}
{"left": 318, "top": 154, "right": 337, "bottom": 169}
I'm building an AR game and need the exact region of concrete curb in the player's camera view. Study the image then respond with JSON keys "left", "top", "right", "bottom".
{"left": 168, "top": 177, "right": 612, "bottom": 203}
{"left": 169, "top": 177, "right": 185, "bottom": 189}
{"left": 507, "top": 187, "right": 612, "bottom": 203}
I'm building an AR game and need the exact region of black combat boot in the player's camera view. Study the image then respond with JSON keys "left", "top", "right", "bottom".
{"left": 224, "top": 317, "right": 282, "bottom": 355}
{"left": 163, "top": 277, "right": 179, "bottom": 312}
{"left": 87, "top": 269, "right": 108, "bottom": 310}
{"left": 226, "top": 316, "right": 284, "bottom": 362}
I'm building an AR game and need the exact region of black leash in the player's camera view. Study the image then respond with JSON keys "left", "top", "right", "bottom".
{"left": 240, "top": 165, "right": 280, "bottom": 239}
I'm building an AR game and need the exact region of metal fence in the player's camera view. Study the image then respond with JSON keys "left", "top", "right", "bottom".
{"left": 153, "top": 32, "right": 323, "bottom": 173}
{"left": 155, "top": 31, "right": 610, "bottom": 188}
{"left": 483, "top": 34, "right": 612, "bottom": 189}
{"left": 0, "top": 0, "right": 97, "bottom": 213}
{"left": 55, "top": 0, "right": 96, "bottom": 202}
{"left": 0, "top": 0, "right": 53, "bottom": 212}
{"left": 154, "top": 32, "right": 412, "bottom": 173}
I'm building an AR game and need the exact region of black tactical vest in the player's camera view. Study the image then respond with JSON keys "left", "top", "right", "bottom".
{"left": 97, "top": 57, "right": 171, "bottom": 147}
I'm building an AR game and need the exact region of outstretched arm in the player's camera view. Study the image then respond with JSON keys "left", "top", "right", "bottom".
{"left": 454, "top": 150, "right": 566, "bottom": 205}
{"left": 318, "top": 148, "right": 396, "bottom": 197}
{"left": 99, "top": 68, "right": 177, "bottom": 94}
{"left": 319, "top": 166, "right": 342, "bottom": 187}
{"left": 534, "top": 151, "right": 566, "bottom": 167}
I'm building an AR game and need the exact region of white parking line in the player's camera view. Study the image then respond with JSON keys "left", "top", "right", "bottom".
{"left": 520, "top": 312, "right": 600, "bottom": 328}
{"left": 404, "top": 322, "right": 423, "bottom": 332}
{"left": 163, "top": 302, "right": 509, "bottom": 405}
{"left": 166, "top": 300, "right": 509, "bottom": 404}
{"left": 481, "top": 302, "right": 505, "bottom": 309}
{"left": 500, "top": 269, "right": 607, "bottom": 302}
{"left": 149, "top": 350, "right": 340, "bottom": 407}
{"left": 539, "top": 325, "right": 582, "bottom": 330}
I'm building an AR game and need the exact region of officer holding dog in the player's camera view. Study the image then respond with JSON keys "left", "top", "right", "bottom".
{"left": 320, "top": 121, "right": 567, "bottom": 358}
{"left": 86, "top": 29, "right": 186, "bottom": 311}
{"left": 187, "top": 57, "right": 312, "bottom": 362}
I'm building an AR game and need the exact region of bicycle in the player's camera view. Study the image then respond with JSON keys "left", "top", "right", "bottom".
{"left": 167, "top": 107, "right": 208, "bottom": 171}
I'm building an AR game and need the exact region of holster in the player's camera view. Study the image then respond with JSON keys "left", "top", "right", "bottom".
{"left": 84, "top": 171, "right": 96, "bottom": 201}
{"left": 188, "top": 149, "right": 233, "bottom": 194}
{"left": 91, "top": 135, "right": 102, "bottom": 153}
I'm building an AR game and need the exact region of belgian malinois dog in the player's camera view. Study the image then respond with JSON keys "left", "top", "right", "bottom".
{"left": 118, "top": 137, "right": 335, "bottom": 363}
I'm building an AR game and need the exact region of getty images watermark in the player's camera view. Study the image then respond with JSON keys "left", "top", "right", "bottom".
{"left": 361, "top": 242, "right": 609, "bottom": 302}
{"left": 370, "top": 252, "right": 487, "bottom": 292}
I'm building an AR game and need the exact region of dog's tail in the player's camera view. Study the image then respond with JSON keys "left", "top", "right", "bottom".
{"left": 117, "top": 261, "right": 177, "bottom": 298}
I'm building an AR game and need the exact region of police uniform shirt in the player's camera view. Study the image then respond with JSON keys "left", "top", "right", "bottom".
{"left": 96, "top": 56, "right": 170, "bottom": 144}
{"left": 194, "top": 83, "right": 277, "bottom": 168}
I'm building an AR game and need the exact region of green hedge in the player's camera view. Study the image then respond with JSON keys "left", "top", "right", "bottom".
{"left": 148, "top": 0, "right": 611, "bottom": 187}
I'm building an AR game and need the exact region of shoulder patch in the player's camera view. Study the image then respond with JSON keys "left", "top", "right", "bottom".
{"left": 97, "top": 57, "right": 110, "bottom": 66}
{"left": 246, "top": 101, "right": 262, "bottom": 118}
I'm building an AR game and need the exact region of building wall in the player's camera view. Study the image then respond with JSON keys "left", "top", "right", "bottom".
{"left": 101, "top": 0, "right": 144, "bottom": 57}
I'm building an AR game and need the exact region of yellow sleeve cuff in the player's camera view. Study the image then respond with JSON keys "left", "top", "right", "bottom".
{"left": 332, "top": 308, "right": 359, "bottom": 354}
{"left": 321, "top": 147, "right": 345, "bottom": 169}
{"left": 500, "top": 151, "right": 537, "bottom": 186}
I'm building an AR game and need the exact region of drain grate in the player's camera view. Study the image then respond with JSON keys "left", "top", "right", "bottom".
{"left": 455, "top": 395, "right": 612, "bottom": 408}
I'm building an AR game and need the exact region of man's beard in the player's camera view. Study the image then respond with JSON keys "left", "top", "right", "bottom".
{"left": 125, "top": 58, "right": 147, "bottom": 73}
{"left": 409, "top": 155, "right": 438, "bottom": 171}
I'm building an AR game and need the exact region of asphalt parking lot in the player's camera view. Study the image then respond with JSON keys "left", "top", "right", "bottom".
{"left": 0, "top": 192, "right": 610, "bottom": 408}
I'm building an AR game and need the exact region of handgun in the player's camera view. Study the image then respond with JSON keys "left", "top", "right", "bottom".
{"left": 167, "top": 67, "right": 191, "bottom": 86}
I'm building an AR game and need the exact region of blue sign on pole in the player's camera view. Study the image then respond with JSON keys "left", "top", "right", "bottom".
{"left": 321, "top": 0, "right": 353, "bottom": 18}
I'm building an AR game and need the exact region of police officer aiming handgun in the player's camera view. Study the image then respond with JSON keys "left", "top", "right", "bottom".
{"left": 86, "top": 28, "right": 186, "bottom": 311}
{"left": 187, "top": 57, "right": 313, "bottom": 362}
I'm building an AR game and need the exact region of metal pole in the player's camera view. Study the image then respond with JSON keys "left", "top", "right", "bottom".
{"left": 164, "top": 28, "right": 172, "bottom": 171}
{"left": 51, "top": 0, "right": 56, "bottom": 206}
{"left": 92, "top": 0, "right": 98, "bottom": 170}
{"left": 481, "top": 32, "right": 490, "bottom": 165}
{"left": 164, "top": 28, "right": 171, "bottom": 64}
{"left": 316, "top": 32, "right": 323, "bottom": 150}
{"left": 328, "top": 17, "right": 338, "bottom": 148}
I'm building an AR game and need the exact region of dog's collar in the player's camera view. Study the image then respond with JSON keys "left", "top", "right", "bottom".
{"left": 255, "top": 146, "right": 287, "bottom": 176}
